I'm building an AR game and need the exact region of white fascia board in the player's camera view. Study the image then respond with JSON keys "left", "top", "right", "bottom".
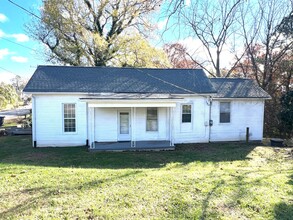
{"left": 87, "top": 100, "right": 177, "bottom": 107}
{"left": 212, "top": 97, "right": 271, "bottom": 101}
{"left": 88, "top": 103, "right": 176, "bottom": 107}
{"left": 23, "top": 92, "right": 88, "bottom": 95}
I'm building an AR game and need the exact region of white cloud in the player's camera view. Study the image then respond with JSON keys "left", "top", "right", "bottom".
{"left": 157, "top": 18, "right": 167, "bottom": 31}
{"left": 0, "top": 29, "right": 5, "bottom": 37}
{"left": 10, "top": 34, "right": 29, "bottom": 42}
{"left": 0, "top": 29, "right": 29, "bottom": 42}
{"left": 0, "top": 72, "right": 15, "bottom": 84}
{"left": 0, "top": 13, "right": 8, "bottom": 23}
{"left": 11, "top": 56, "right": 28, "bottom": 63}
{"left": 185, "top": 0, "right": 191, "bottom": 7}
{"left": 0, "top": 48, "right": 11, "bottom": 60}
{"left": 178, "top": 37, "right": 237, "bottom": 69}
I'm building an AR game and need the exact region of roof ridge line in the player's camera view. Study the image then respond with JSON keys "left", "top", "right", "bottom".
{"left": 134, "top": 68, "right": 197, "bottom": 94}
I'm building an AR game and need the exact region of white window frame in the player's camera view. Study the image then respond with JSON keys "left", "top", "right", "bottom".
{"left": 146, "top": 107, "right": 158, "bottom": 132}
{"left": 181, "top": 104, "right": 192, "bottom": 124}
{"left": 219, "top": 102, "right": 231, "bottom": 123}
{"left": 63, "top": 103, "right": 77, "bottom": 133}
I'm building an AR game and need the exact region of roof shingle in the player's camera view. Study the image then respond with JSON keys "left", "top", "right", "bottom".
{"left": 24, "top": 66, "right": 271, "bottom": 99}
{"left": 23, "top": 65, "right": 216, "bottom": 94}
{"left": 210, "top": 78, "right": 271, "bottom": 99}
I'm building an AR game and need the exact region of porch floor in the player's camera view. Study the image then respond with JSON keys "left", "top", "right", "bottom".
{"left": 89, "top": 140, "right": 174, "bottom": 152}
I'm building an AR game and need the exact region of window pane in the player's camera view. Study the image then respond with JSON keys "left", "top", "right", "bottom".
{"left": 64, "top": 104, "right": 76, "bottom": 132}
{"left": 220, "top": 102, "right": 230, "bottom": 123}
{"left": 182, "top": 105, "right": 191, "bottom": 114}
{"left": 146, "top": 108, "right": 158, "bottom": 131}
{"left": 64, "top": 119, "right": 76, "bottom": 132}
{"left": 120, "top": 113, "right": 129, "bottom": 134}
{"left": 147, "top": 108, "right": 157, "bottom": 120}
{"left": 182, "top": 114, "right": 191, "bottom": 123}
{"left": 147, "top": 120, "right": 158, "bottom": 131}
{"left": 220, "top": 102, "right": 230, "bottom": 113}
{"left": 182, "top": 105, "right": 192, "bottom": 123}
{"left": 220, "top": 113, "right": 230, "bottom": 123}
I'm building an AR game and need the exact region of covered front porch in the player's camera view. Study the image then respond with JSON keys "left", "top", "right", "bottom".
{"left": 81, "top": 94, "right": 180, "bottom": 151}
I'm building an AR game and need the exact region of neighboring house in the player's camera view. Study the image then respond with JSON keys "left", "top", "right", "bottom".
{"left": 23, "top": 66, "right": 270, "bottom": 150}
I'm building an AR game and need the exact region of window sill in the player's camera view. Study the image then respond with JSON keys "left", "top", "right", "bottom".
{"left": 63, "top": 132, "right": 78, "bottom": 135}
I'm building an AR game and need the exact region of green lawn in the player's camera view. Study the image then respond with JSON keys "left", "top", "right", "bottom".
{"left": 0, "top": 136, "right": 292, "bottom": 219}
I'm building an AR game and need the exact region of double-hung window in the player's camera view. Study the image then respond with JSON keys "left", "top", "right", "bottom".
{"left": 182, "top": 104, "right": 192, "bottom": 123}
{"left": 220, "top": 102, "right": 230, "bottom": 123}
{"left": 63, "top": 103, "right": 76, "bottom": 132}
{"left": 146, "top": 107, "right": 158, "bottom": 131}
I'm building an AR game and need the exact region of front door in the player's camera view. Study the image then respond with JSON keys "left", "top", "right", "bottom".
{"left": 118, "top": 111, "right": 131, "bottom": 141}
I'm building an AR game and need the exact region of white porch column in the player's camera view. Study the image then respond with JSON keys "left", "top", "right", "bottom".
{"left": 169, "top": 107, "right": 174, "bottom": 146}
{"left": 89, "top": 107, "right": 95, "bottom": 148}
{"left": 131, "top": 107, "right": 136, "bottom": 147}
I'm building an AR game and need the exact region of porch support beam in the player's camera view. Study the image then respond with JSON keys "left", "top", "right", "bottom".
{"left": 169, "top": 107, "right": 174, "bottom": 146}
{"left": 88, "top": 103, "right": 176, "bottom": 108}
{"left": 89, "top": 107, "right": 95, "bottom": 148}
{"left": 131, "top": 107, "right": 136, "bottom": 148}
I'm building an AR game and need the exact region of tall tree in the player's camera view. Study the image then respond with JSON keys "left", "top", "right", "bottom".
{"left": 239, "top": 0, "right": 293, "bottom": 94}
{"left": 279, "top": 90, "right": 293, "bottom": 138}
{"left": 166, "top": 0, "right": 245, "bottom": 77}
{"left": 10, "top": 75, "right": 28, "bottom": 97}
{"left": 29, "top": 0, "right": 162, "bottom": 66}
{"left": 0, "top": 83, "right": 19, "bottom": 109}
{"left": 234, "top": 1, "right": 293, "bottom": 136}
{"left": 164, "top": 43, "right": 199, "bottom": 69}
{"left": 112, "top": 34, "right": 170, "bottom": 68}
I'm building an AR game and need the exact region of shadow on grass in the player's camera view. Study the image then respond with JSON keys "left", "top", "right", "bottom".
{"left": 0, "top": 170, "right": 141, "bottom": 219}
{"left": 274, "top": 202, "right": 293, "bottom": 220}
{"left": 0, "top": 135, "right": 258, "bottom": 169}
{"left": 273, "top": 173, "right": 293, "bottom": 220}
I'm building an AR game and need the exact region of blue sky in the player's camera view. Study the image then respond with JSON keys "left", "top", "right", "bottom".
{"left": 0, "top": 0, "right": 189, "bottom": 83}
{"left": 0, "top": 0, "right": 47, "bottom": 83}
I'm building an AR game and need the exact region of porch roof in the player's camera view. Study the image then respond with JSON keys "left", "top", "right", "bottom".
{"left": 80, "top": 93, "right": 181, "bottom": 107}
{"left": 84, "top": 99, "right": 179, "bottom": 107}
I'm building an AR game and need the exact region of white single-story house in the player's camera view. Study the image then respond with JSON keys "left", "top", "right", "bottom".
{"left": 23, "top": 66, "right": 270, "bottom": 150}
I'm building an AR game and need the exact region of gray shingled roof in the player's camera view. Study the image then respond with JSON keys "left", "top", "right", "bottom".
{"left": 210, "top": 78, "right": 271, "bottom": 99}
{"left": 23, "top": 65, "right": 216, "bottom": 94}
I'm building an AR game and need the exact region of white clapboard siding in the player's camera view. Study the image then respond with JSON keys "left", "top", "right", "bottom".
{"left": 172, "top": 97, "right": 210, "bottom": 144}
{"left": 94, "top": 107, "right": 169, "bottom": 142}
{"left": 209, "top": 100, "right": 264, "bottom": 141}
{"left": 32, "top": 94, "right": 265, "bottom": 147}
{"left": 133, "top": 107, "right": 169, "bottom": 141}
{"left": 94, "top": 108, "right": 119, "bottom": 142}
{"left": 34, "top": 95, "right": 87, "bottom": 147}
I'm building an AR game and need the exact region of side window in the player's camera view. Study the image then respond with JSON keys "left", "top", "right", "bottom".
{"left": 220, "top": 102, "right": 230, "bottom": 123}
{"left": 146, "top": 107, "right": 158, "bottom": 131}
{"left": 63, "top": 103, "right": 76, "bottom": 132}
{"left": 182, "top": 104, "right": 192, "bottom": 123}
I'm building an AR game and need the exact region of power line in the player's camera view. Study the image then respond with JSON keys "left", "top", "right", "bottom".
{"left": 0, "top": 37, "right": 38, "bottom": 53}
{"left": 0, "top": 66, "right": 16, "bottom": 75}
{"left": 8, "top": 0, "right": 41, "bottom": 20}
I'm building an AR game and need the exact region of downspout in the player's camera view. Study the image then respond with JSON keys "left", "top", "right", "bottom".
{"left": 208, "top": 96, "right": 213, "bottom": 143}
{"left": 32, "top": 95, "right": 37, "bottom": 147}
{"left": 86, "top": 102, "right": 89, "bottom": 147}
